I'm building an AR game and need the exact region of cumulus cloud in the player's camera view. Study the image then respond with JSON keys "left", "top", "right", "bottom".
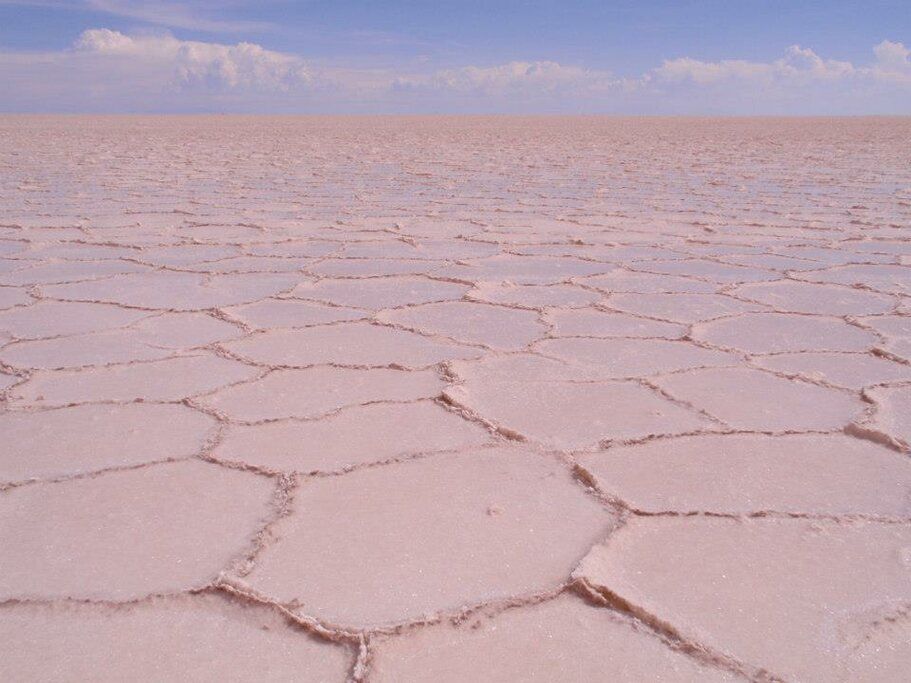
{"left": 872, "top": 40, "right": 911, "bottom": 83}
{"left": 653, "top": 40, "right": 910, "bottom": 88}
{"left": 426, "top": 61, "right": 615, "bottom": 94}
{"left": 388, "top": 60, "right": 620, "bottom": 110}
{"left": 0, "top": 30, "right": 907, "bottom": 113}
{"left": 75, "top": 29, "right": 310, "bottom": 90}
{"left": 390, "top": 60, "right": 615, "bottom": 102}
{"left": 654, "top": 45, "right": 856, "bottom": 85}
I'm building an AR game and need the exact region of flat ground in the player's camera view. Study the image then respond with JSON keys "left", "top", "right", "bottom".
{"left": 1, "top": 116, "right": 910, "bottom": 682}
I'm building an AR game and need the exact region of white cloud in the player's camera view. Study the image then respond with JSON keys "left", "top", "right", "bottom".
{"left": 388, "top": 60, "right": 620, "bottom": 111}
{"left": 654, "top": 45, "right": 856, "bottom": 85}
{"left": 74, "top": 29, "right": 310, "bottom": 90}
{"left": 427, "top": 61, "right": 615, "bottom": 94}
{"left": 0, "top": 30, "right": 907, "bottom": 113}
{"left": 778, "top": 45, "right": 855, "bottom": 79}
{"left": 872, "top": 40, "right": 911, "bottom": 83}
{"left": 652, "top": 40, "right": 911, "bottom": 91}
{"left": 653, "top": 57, "right": 771, "bottom": 85}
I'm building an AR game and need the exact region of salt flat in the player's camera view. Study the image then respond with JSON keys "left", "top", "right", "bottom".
{"left": 1, "top": 116, "right": 910, "bottom": 681}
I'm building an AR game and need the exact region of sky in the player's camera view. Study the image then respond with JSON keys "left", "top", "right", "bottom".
{"left": 0, "top": 0, "right": 909, "bottom": 113}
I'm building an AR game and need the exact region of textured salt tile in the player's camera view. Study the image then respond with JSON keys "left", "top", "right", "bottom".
{"left": 435, "top": 255, "right": 607, "bottom": 284}
{"left": 864, "top": 315, "right": 911, "bottom": 338}
{"left": 309, "top": 258, "right": 440, "bottom": 277}
{"left": 0, "top": 372, "right": 17, "bottom": 391}
{"left": 0, "top": 259, "right": 148, "bottom": 286}
{"left": 0, "top": 286, "right": 30, "bottom": 309}
{"left": 180, "top": 225, "right": 265, "bottom": 241}
{"left": 582, "top": 269, "right": 719, "bottom": 293}
{"left": 693, "top": 312, "right": 877, "bottom": 353}
{"left": 0, "top": 595, "right": 353, "bottom": 682}
{"left": 304, "top": 228, "right": 376, "bottom": 242}
{"left": 656, "top": 367, "right": 861, "bottom": 431}
{"left": 0, "top": 328, "right": 179, "bottom": 369}
{"left": 133, "top": 244, "right": 240, "bottom": 266}
{"left": 0, "top": 402, "right": 216, "bottom": 484}
{"left": 0, "top": 258, "right": 21, "bottom": 275}
{"left": 0, "top": 311, "right": 240, "bottom": 369}
{"left": 884, "top": 337, "right": 911, "bottom": 361}
{"left": 631, "top": 258, "right": 778, "bottom": 283}
{"left": 378, "top": 302, "right": 545, "bottom": 350}
{"left": 371, "top": 593, "right": 733, "bottom": 683}
{"left": 128, "top": 311, "right": 243, "bottom": 348}
{"left": 676, "top": 245, "right": 766, "bottom": 258}
{"left": 180, "top": 256, "right": 312, "bottom": 273}
{"left": 124, "top": 213, "right": 188, "bottom": 229}
{"left": 859, "top": 314, "right": 911, "bottom": 360}
{"left": 10, "top": 354, "right": 259, "bottom": 406}
{"left": 847, "top": 227, "right": 907, "bottom": 240}
{"left": 776, "top": 245, "right": 895, "bottom": 266}
{"left": 394, "top": 221, "right": 484, "bottom": 239}
{"left": 224, "top": 298, "right": 365, "bottom": 328}
{"left": 579, "top": 433, "right": 911, "bottom": 516}
{"left": 22, "top": 231, "right": 97, "bottom": 246}
{"left": 83, "top": 228, "right": 180, "bottom": 247}
{"left": 216, "top": 401, "right": 490, "bottom": 472}
{"left": 512, "top": 244, "right": 682, "bottom": 261}
{"left": 225, "top": 321, "right": 479, "bottom": 368}
{"left": 0, "top": 460, "right": 274, "bottom": 599}
{"left": 0, "top": 301, "right": 148, "bottom": 339}
{"left": 574, "top": 517, "right": 911, "bottom": 682}
{"left": 446, "top": 356, "right": 711, "bottom": 449}
{"left": 720, "top": 253, "right": 822, "bottom": 271}
{"left": 6, "top": 119, "right": 911, "bottom": 670}
{"left": 247, "top": 240, "right": 340, "bottom": 258}
{"left": 491, "top": 216, "right": 582, "bottom": 233}
{"left": 332, "top": 241, "right": 428, "bottom": 260}
{"left": 241, "top": 449, "right": 612, "bottom": 627}
{"left": 755, "top": 352, "right": 911, "bottom": 389}
{"left": 546, "top": 308, "right": 686, "bottom": 338}
{"left": 796, "top": 264, "right": 911, "bottom": 295}
{"left": 846, "top": 240, "right": 911, "bottom": 257}
{"left": 0, "top": 214, "right": 83, "bottom": 230}
{"left": 292, "top": 276, "right": 469, "bottom": 309}
{"left": 341, "top": 238, "right": 497, "bottom": 260}
{"left": 842, "top": 611, "right": 911, "bottom": 683}
{"left": 731, "top": 280, "right": 895, "bottom": 315}
{"left": 607, "top": 293, "right": 761, "bottom": 323}
{"left": 9, "top": 244, "right": 117, "bottom": 261}
{"left": 83, "top": 214, "right": 145, "bottom": 229}
{"left": 467, "top": 283, "right": 601, "bottom": 308}
{"left": 450, "top": 353, "right": 600, "bottom": 382}
{"left": 41, "top": 272, "right": 298, "bottom": 310}
{"left": 0, "top": 241, "right": 25, "bottom": 256}
{"left": 536, "top": 338, "right": 736, "bottom": 377}
{"left": 864, "top": 385, "right": 911, "bottom": 448}
{"left": 198, "top": 366, "right": 442, "bottom": 421}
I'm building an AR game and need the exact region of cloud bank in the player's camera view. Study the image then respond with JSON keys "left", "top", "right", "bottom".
{"left": 424, "top": 61, "right": 615, "bottom": 94}
{"left": 0, "top": 29, "right": 908, "bottom": 113}
{"left": 75, "top": 29, "right": 310, "bottom": 91}
{"left": 654, "top": 41, "right": 909, "bottom": 87}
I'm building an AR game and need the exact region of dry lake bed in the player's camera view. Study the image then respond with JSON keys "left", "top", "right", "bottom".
{"left": 1, "top": 116, "right": 910, "bottom": 681}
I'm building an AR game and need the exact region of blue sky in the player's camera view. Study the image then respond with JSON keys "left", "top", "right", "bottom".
{"left": 0, "top": 1, "right": 909, "bottom": 113}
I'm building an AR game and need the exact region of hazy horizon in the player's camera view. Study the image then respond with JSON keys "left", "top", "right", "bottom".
{"left": 4, "top": 113, "right": 911, "bottom": 119}
{"left": 0, "top": 1, "right": 909, "bottom": 115}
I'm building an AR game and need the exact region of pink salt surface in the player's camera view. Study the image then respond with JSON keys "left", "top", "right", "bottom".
{"left": 1, "top": 116, "right": 910, "bottom": 681}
